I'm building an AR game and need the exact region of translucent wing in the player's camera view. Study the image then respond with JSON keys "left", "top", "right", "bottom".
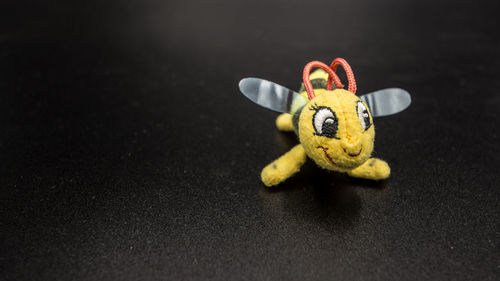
{"left": 360, "top": 88, "right": 411, "bottom": 117}
{"left": 239, "top": 78, "right": 308, "bottom": 114}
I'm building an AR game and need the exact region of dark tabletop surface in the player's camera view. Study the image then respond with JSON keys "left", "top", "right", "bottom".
{"left": 1, "top": 0, "right": 499, "bottom": 280}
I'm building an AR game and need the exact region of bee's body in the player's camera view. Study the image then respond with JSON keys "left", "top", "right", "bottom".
{"left": 239, "top": 58, "right": 411, "bottom": 187}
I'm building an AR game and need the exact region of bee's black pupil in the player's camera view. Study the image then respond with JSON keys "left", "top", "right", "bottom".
{"left": 363, "top": 110, "right": 370, "bottom": 125}
{"left": 322, "top": 118, "right": 337, "bottom": 138}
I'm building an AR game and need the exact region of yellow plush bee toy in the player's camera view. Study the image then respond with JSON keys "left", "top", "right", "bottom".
{"left": 239, "top": 58, "right": 411, "bottom": 187}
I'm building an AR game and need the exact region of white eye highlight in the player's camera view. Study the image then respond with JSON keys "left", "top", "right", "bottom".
{"left": 312, "top": 107, "right": 338, "bottom": 138}
{"left": 357, "top": 101, "right": 371, "bottom": 131}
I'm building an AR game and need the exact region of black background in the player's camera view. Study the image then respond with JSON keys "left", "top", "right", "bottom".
{"left": 1, "top": 0, "right": 499, "bottom": 280}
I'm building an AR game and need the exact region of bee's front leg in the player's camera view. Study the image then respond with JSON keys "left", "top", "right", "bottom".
{"left": 347, "top": 158, "right": 391, "bottom": 180}
{"left": 261, "top": 144, "right": 307, "bottom": 187}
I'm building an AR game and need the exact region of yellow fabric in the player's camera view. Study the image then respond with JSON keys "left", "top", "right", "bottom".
{"left": 263, "top": 68, "right": 391, "bottom": 186}
{"left": 298, "top": 89, "right": 374, "bottom": 172}
{"left": 347, "top": 158, "right": 390, "bottom": 180}
{"left": 309, "top": 68, "right": 330, "bottom": 81}
{"left": 261, "top": 144, "right": 307, "bottom": 187}
{"left": 297, "top": 68, "right": 331, "bottom": 99}
{"left": 299, "top": 88, "right": 328, "bottom": 99}
{"left": 276, "top": 113, "right": 294, "bottom": 131}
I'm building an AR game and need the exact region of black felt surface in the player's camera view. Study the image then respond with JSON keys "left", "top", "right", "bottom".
{"left": 1, "top": 0, "right": 499, "bottom": 280}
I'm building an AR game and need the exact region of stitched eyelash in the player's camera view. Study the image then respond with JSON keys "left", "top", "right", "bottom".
{"left": 309, "top": 104, "right": 319, "bottom": 111}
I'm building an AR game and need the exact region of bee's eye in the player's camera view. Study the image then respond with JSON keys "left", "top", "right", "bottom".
{"left": 312, "top": 107, "right": 338, "bottom": 138}
{"left": 357, "top": 101, "right": 371, "bottom": 131}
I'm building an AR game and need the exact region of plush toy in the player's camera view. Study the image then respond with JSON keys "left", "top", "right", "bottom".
{"left": 239, "top": 58, "right": 411, "bottom": 187}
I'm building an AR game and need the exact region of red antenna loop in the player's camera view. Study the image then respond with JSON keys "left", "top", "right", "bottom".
{"left": 330, "top": 58, "right": 357, "bottom": 94}
{"left": 302, "top": 61, "right": 343, "bottom": 100}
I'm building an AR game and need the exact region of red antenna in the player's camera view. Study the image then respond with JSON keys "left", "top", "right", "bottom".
{"left": 330, "top": 58, "right": 357, "bottom": 94}
{"left": 302, "top": 58, "right": 357, "bottom": 100}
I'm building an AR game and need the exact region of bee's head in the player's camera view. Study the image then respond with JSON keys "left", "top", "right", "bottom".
{"left": 298, "top": 59, "right": 373, "bottom": 171}
{"left": 298, "top": 89, "right": 374, "bottom": 171}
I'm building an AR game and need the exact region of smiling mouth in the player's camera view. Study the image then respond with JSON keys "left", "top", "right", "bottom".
{"left": 317, "top": 146, "right": 338, "bottom": 166}
{"left": 343, "top": 146, "right": 363, "bottom": 157}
